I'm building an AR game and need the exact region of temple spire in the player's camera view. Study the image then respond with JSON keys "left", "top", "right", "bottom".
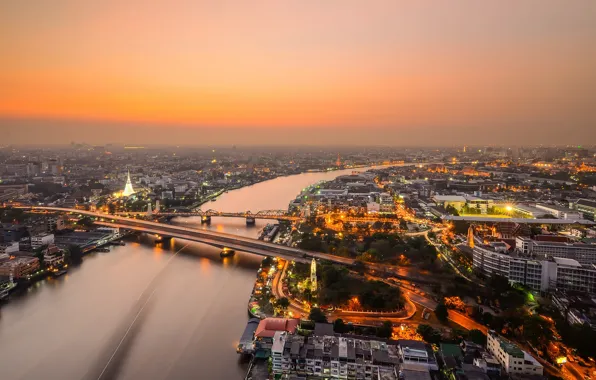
{"left": 123, "top": 170, "right": 135, "bottom": 196}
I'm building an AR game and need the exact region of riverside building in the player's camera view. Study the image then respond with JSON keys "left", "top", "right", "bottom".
{"left": 487, "top": 331, "right": 543, "bottom": 376}
{"left": 472, "top": 241, "right": 596, "bottom": 294}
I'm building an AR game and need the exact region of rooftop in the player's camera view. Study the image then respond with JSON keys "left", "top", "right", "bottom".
{"left": 553, "top": 257, "right": 582, "bottom": 267}
{"left": 254, "top": 318, "right": 299, "bottom": 338}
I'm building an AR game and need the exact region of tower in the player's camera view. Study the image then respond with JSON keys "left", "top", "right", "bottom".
{"left": 155, "top": 199, "right": 161, "bottom": 213}
{"left": 122, "top": 171, "right": 135, "bottom": 197}
{"left": 336, "top": 153, "right": 341, "bottom": 167}
{"left": 467, "top": 225, "right": 475, "bottom": 249}
{"left": 310, "top": 258, "right": 317, "bottom": 292}
{"left": 146, "top": 202, "right": 152, "bottom": 217}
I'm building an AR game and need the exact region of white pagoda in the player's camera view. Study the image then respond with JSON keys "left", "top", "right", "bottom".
{"left": 122, "top": 171, "right": 135, "bottom": 197}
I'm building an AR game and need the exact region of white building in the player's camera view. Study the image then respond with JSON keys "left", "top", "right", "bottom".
{"left": 487, "top": 331, "right": 543, "bottom": 376}
{"left": 30, "top": 233, "right": 55, "bottom": 250}
{"left": 473, "top": 243, "right": 596, "bottom": 293}
{"left": 521, "top": 240, "right": 596, "bottom": 266}
{"left": 271, "top": 331, "right": 288, "bottom": 374}
{"left": 379, "top": 193, "right": 395, "bottom": 213}
{"left": 397, "top": 340, "right": 439, "bottom": 371}
{"left": 0, "top": 241, "right": 20, "bottom": 255}
{"left": 535, "top": 204, "right": 582, "bottom": 220}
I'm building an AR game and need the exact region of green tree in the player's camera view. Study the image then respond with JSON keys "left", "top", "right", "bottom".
{"left": 468, "top": 329, "right": 487, "bottom": 345}
{"left": 417, "top": 324, "right": 441, "bottom": 344}
{"left": 333, "top": 318, "right": 347, "bottom": 334}
{"left": 261, "top": 256, "right": 273, "bottom": 267}
{"left": 65, "top": 244, "right": 83, "bottom": 265}
{"left": 376, "top": 321, "right": 393, "bottom": 338}
{"left": 77, "top": 216, "right": 94, "bottom": 228}
{"left": 277, "top": 297, "right": 290, "bottom": 310}
{"left": 309, "top": 307, "right": 327, "bottom": 323}
{"left": 352, "top": 260, "right": 365, "bottom": 274}
{"left": 435, "top": 302, "right": 449, "bottom": 323}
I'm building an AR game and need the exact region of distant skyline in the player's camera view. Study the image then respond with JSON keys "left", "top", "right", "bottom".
{"left": 2, "top": 1, "right": 596, "bottom": 145}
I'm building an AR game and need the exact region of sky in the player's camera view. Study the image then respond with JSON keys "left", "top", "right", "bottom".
{"left": 1, "top": 1, "right": 595, "bottom": 146}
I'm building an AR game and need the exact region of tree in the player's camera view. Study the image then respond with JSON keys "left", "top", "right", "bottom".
{"left": 309, "top": 307, "right": 327, "bottom": 323}
{"left": 352, "top": 260, "right": 365, "bottom": 274}
{"left": 333, "top": 318, "right": 347, "bottom": 334}
{"left": 435, "top": 302, "right": 449, "bottom": 323}
{"left": 468, "top": 329, "right": 487, "bottom": 346}
{"left": 77, "top": 216, "right": 94, "bottom": 228}
{"left": 522, "top": 315, "right": 553, "bottom": 347}
{"left": 376, "top": 321, "right": 393, "bottom": 338}
{"left": 277, "top": 297, "right": 290, "bottom": 310}
{"left": 65, "top": 244, "right": 83, "bottom": 265}
{"left": 261, "top": 256, "right": 273, "bottom": 267}
{"left": 417, "top": 324, "right": 441, "bottom": 344}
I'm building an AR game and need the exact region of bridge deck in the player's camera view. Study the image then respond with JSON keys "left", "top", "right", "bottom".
{"left": 20, "top": 206, "right": 354, "bottom": 265}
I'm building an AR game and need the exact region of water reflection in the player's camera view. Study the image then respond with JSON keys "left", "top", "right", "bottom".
{"left": 0, "top": 166, "right": 382, "bottom": 379}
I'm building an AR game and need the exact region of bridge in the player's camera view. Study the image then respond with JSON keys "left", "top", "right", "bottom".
{"left": 115, "top": 209, "right": 299, "bottom": 222}
{"left": 18, "top": 206, "right": 355, "bottom": 265}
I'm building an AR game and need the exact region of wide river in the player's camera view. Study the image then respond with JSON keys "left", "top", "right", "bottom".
{"left": 0, "top": 166, "right": 383, "bottom": 380}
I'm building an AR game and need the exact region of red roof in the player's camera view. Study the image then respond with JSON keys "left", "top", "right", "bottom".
{"left": 254, "top": 318, "right": 299, "bottom": 338}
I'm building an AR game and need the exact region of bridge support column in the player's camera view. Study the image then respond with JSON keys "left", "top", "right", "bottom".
{"left": 201, "top": 215, "right": 211, "bottom": 225}
{"left": 246, "top": 216, "right": 255, "bottom": 225}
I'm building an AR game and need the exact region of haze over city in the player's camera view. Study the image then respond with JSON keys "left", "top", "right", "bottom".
{"left": 2, "top": 1, "right": 596, "bottom": 146}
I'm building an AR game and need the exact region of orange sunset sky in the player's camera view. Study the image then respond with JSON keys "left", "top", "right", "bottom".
{"left": 1, "top": 1, "right": 595, "bottom": 145}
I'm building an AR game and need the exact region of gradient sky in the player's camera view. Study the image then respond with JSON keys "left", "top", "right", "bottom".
{"left": 1, "top": 1, "right": 595, "bottom": 146}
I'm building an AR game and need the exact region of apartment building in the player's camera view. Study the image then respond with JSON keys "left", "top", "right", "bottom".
{"left": 487, "top": 331, "right": 542, "bottom": 376}
{"left": 270, "top": 331, "right": 405, "bottom": 379}
{"left": 30, "top": 233, "right": 55, "bottom": 250}
{"left": 473, "top": 244, "right": 596, "bottom": 294}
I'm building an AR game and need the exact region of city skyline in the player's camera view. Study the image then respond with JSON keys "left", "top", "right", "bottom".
{"left": 2, "top": 1, "right": 596, "bottom": 145}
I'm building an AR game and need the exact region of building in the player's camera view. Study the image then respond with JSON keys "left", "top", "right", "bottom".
{"left": 397, "top": 340, "right": 439, "bottom": 371}
{"left": 0, "top": 241, "right": 20, "bottom": 255}
{"left": 486, "top": 331, "right": 542, "bottom": 376}
{"left": 0, "top": 256, "right": 40, "bottom": 278}
{"left": 535, "top": 204, "right": 582, "bottom": 220}
{"left": 1, "top": 224, "right": 28, "bottom": 243}
{"left": 575, "top": 199, "right": 596, "bottom": 221}
{"left": 472, "top": 243, "right": 511, "bottom": 278}
{"left": 511, "top": 204, "right": 545, "bottom": 219}
{"left": 379, "top": 194, "right": 395, "bottom": 214}
{"left": 122, "top": 171, "right": 135, "bottom": 197}
{"left": 30, "top": 233, "right": 55, "bottom": 250}
{"left": 43, "top": 245, "right": 65, "bottom": 271}
{"left": 472, "top": 352, "right": 501, "bottom": 377}
{"left": 271, "top": 332, "right": 402, "bottom": 379}
{"left": 432, "top": 195, "right": 466, "bottom": 212}
{"left": 47, "top": 215, "right": 66, "bottom": 232}
{"left": 523, "top": 240, "right": 596, "bottom": 265}
{"left": 473, "top": 241, "right": 596, "bottom": 294}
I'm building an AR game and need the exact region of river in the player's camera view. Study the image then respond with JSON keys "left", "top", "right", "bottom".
{"left": 0, "top": 166, "right": 383, "bottom": 380}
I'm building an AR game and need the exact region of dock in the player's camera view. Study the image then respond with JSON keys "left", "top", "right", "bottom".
{"left": 237, "top": 318, "right": 260, "bottom": 355}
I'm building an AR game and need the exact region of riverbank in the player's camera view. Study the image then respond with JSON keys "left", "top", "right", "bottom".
{"left": 193, "top": 161, "right": 434, "bottom": 211}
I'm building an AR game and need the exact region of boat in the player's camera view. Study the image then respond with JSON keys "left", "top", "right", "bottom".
{"left": 52, "top": 269, "right": 68, "bottom": 277}
{"left": 220, "top": 248, "right": 235, "bottom": 257}
{"left": 0, "top": 281, "right": 17, "bottom": 301}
